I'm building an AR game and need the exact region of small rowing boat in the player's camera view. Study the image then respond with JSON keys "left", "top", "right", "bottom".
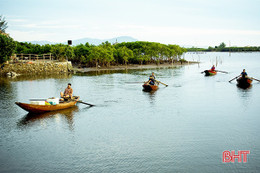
{"left": 204, "top": 70, "right": 217, "bottom": 76}
{"left": 16, "top": 96, "right": 80, "bottom": 114}
{"left": 142, "top": 83, "right": 158, "bottom": 91}
{"left": 237, "top": 77, "right": 252, "bottom": 89}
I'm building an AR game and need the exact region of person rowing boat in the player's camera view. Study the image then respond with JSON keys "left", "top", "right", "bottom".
{"left": 60, "top": 83, "right": 73, "bottom": 101}
{"left": 145, "top": 72, "right": 157, "bottom": 85}
{"left": 240, "top": 69, "right": 248, "bottom": 79}
{"left": 210, "top": 65, "right": 215, "bottom": 71}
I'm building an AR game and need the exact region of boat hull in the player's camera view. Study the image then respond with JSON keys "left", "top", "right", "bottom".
{"left": 15, "top": 101, "right": 78, "bottom": 114}
{"left": 237, "top": 77, "right": 252, "bottom": 89}
{"left": 142, "top": 84, "right": 158, "bottom": 91}
{"left": 204, "top": 70, "right": 217, "bottom": 76}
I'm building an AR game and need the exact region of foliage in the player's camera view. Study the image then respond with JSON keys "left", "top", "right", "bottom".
{"left": 0, "top": 34, "right": 16, "bottom": 64}
{"left": 187, "top": 42, "right": 260, "bottom": 52}
{"left": 50, "top": 44, "right": 74, "bottom": 61}
{"left": 0, "top": 15, "right": 8, "bottom": 33}
{"left": 12, "top": 41, "right": 187, "bottom": 67}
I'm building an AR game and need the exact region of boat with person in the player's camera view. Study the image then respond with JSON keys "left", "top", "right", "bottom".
{"left": 236, "top": 77, "right": 252, "bottom": 89}
{"left": 16, "top": 96, "right": 80, "bottom": 114}
{"left": 203, "top": 70, "right": 217, "bottom": 76}
{"left": 142, "top": 72, "right": 168, "bottom": 91}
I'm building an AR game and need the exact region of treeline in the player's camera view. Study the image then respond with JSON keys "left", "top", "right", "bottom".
{"left": 14, "top": 41, "right": 187, "bottom": 67}
{"left": 187, "top": 42, "right": 260, "bottom": 52}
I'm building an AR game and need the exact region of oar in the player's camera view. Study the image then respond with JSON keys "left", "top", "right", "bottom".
{"left": 229, "top": 75, "right": 240, "bottom": 83}
{"left": 156, "top": 80, "right": 168, "bottom": 87}
{"left": 251, "top": 77, "right": 260, "bottom": 82}
{"left": 77, "top": 100, "right": 95, "bottom": 106}
{"left": 216, "top": 70, "right": 228, "bottom": 74}
{"left": 125, "top": 82, "right": 145, "bottom": 84}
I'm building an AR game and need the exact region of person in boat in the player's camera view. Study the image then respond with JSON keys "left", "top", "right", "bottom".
{"left": 145, "top": 75, "right": 155, "bottom": 85}
{"left": 60, "top": 83, "right": 73, "bottom": 100}
{"left": 151, "top": 72, "right": 156, "bottom": 79}
{"left": 210, "top": 65, "right": 215, "bottom": 71}
{"left": 240, "top": 69, "right": 248, "bottom": 78}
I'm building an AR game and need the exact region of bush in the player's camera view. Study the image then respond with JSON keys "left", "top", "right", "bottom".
{"left": 0, "top": 34, "right": 16, "bottom": 64}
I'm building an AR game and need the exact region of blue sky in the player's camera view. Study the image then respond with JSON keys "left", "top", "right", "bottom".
{"left": 1, "top": 0, "right": 260, "bottom": 47}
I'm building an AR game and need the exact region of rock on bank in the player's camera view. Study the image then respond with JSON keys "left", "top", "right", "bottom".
{"left": 0, "top": 61, "right": 73, "bottom": 76}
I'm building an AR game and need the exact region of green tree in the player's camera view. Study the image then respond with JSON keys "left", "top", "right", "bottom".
{"left": 51, "top": 44, "right": 66, "bottom": 60}
{"left": 115, "top": 46, "right": 133, "bottom": 66}
{"left": 74, "top": 43, "right": 91, "bottom": 62}
{"left": 100, "top": 42, "right": 115, "bottom": 67}
{"left": 88, "top": 46, "right": 102, "bottom": 68}
{"left": 0, "top": 15, "right": 8, "bottom": 33}
{"left": 0, "top": 34, "right": 16, "bottom": 64}
{"left": 218, "top": 42, "right": 226, "bottom": 51}
{"left": 167, "top": 45, "right": 177, "bottom": 65}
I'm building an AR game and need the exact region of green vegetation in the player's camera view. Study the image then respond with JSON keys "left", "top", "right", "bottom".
{"left": 0, "top": 15, "right": 17, "bottom": 64}
{"left": 186, "top": 42, "right": 260, "bottom": 52}
{"left": 13, "top": 41, "right": 187, "bottom": 67}
{"left": 0, "top": 34, "right": 16, "bottom": 64}
{"left": 0, "top": 15, "right": 8, "bottom": 33}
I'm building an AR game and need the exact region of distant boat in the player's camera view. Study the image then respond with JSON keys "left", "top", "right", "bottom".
{"left": 237, "top": 77, "right": 252, "bottom": 89}
{"left": 16, "top": 97, "right": 79, "bottom": 114}
{"left": 204, "top": 70, "right": 217, "bottom": 76}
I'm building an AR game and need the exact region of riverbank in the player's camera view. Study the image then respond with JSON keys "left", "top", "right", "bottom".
{"left": 0, "top": 60, "right": 198, "bottom": 77}
{"left": 73, "top": 61, "right": 198, "bottom": 73}
{"left": 0, "top": 61, "right": 73, "bottom": 77}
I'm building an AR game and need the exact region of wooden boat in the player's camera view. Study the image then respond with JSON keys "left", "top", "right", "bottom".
{"left": 142, "top": 83, "right": 158, "bottom": 91}
{"left": 16, "top": 97, "right": 79, "bottom": 114}
{"left": 237, "top": 77, "right": 252, "bottom": 89}
{"left": 204, "top": 70, "right": 217, "bottom": 76}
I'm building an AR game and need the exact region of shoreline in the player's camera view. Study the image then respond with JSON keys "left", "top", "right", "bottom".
{"left": 73, "top": 61, "right": 199, "bottom": 73}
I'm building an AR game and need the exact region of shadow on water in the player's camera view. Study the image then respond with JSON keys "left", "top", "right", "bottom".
{"left": 17, "top": 106, "right": 80, "bottom": 130}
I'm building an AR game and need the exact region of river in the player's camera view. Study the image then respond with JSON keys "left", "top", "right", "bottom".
{"left": 0, "top": 52, "right": 260, "bottom": 172}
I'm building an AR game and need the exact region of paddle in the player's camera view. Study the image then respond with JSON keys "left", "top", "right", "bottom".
{"left": 215, "top": 70, "right": 228, "bottom": 74}
{"left": 251, "top": 77, "right": 260, "bottom": 82}
{"left": 77, "top": 100, "right": 95, "bottom": 106}
{"left": 156, "top": 80, "right": 168, "bottom": 87}
{"left": 229, "top": 75, "right": 240, "bottom": 82}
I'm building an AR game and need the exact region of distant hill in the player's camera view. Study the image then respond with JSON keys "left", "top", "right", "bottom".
{"left": 29, "top": 40, "right": 55, "bottom": 45}
{"left": 25, "top": 36, "right": 138, "bottom": 46}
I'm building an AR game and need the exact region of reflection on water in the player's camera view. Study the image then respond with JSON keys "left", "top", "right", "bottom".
{"left": 0, "top": 78, "right": 15, "bottom": 101}
{"left": 236, "top": 86, "right": 253, "bottom": 111}
{"left": 142, "top": 89, "right": 157, "bottom": 105}
{"left": 1, "top": 73, "right": 73, "bottom": 82}
{"left": 17, "top": 106, "right": 79, "bottom": 131}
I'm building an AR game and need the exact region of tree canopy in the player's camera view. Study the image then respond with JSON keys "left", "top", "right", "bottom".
{"left": 0, "top": 15, "right": 8, "bottom": 33}
{"left": 0, "top": 34, "right": 16, "bottom": 64}
{"left": 13, "top": 41, "right": 186, "bottom": 67}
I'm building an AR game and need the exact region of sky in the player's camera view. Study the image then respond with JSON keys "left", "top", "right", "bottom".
{"left": 1, "top": 0, "right": 260, "bottom": 47}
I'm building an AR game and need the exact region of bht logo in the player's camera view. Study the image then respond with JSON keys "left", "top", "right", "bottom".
{"left": 223, "top": 150, "right": 250, "bottom": 163}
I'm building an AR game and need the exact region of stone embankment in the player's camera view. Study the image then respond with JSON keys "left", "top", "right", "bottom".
{"left": 0, "top": 61, "right": 73, "bottom": 77}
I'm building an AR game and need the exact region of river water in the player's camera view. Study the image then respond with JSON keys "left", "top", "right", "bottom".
{"left": 0, "top": 52, "right": 260, "bottom": 172}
